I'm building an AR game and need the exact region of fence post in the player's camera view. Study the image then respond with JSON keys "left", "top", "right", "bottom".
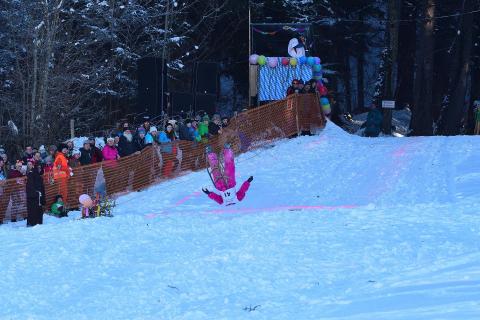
{"left": 294, "top": 95, "right": 300, "bottom": 136}
{"left": 70, "top": 119, "right": 75, "bottom": 139}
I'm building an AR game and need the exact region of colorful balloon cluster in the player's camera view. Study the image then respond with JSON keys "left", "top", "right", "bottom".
{"left": 249, "top": 54, "right": 322, "bottom": 70}
{"left": 320, "top": 96, "right": 331, "bottom": 115}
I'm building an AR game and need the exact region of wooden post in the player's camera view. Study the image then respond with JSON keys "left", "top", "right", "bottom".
{"left": 294, "top": 95, "right": 300, "bottom": 136}
{"left": 70, "top": 119, "right": 75, "bottom": 139}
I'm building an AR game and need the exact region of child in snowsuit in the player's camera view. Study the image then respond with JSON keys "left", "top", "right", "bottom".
{"left": 202, "top": 144, "right": 253, "bottom": 206}
{"left": 51, "top": 195, "right": 68, "bottom": 217}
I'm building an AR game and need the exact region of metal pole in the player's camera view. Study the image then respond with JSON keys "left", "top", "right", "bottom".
{"left": 70, "top": 119, "right": 75, "bottom": 139}
{"left": 248, "top": 2, "right": 252, "bottom": 107}
{"left": 161, "top": 0, "right": 170, "bottom": 116}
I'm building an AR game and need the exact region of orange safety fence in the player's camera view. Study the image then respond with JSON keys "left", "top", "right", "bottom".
{"left": 0, "top": 94, "right": 325, "bottom": 222}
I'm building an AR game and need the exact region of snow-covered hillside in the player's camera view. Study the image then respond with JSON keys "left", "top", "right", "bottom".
{"left": 1, "top": 122, "right": 480, "bottom": 319}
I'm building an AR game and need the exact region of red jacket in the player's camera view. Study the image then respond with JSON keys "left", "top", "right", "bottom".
{"left": 208, "top": 180, "right": 250, "bottom": 205}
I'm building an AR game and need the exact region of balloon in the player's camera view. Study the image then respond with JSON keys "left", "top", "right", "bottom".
{"left": 307, "top": 57, "right": 315, "bottom": 66}
{"left": 281, "top": 57, "right": 289, "bottom": 66}
{"left": 79, "top": 194, "right": 93, "bottom": 208}
{"left": 314, "top": 57, "right": 321, "bottom": 65}
{"left": 267, "top": 57, "right": 278, "bottom": 68}
{"left": 290, "top": 58, "right": 297, "bottom": 66}
{"left": 313, "top": 64, "right": 322, "bottom": 72}
{"left": 322, "top": 103, "right": 331, "bottom": 115}
{"left": 257, "top": 55, "right": 266, "bottom": 66}
{"left": 299, "top": 56, "right": 307, "bottom": 65}
{"left": 313, "top": 70, "right": 323, "bottom": 77}
{"left": 318, "top": 84, "right": 328, "bottom": 96}
{"left": 249, "top": 54, "right": 259, "bottom": 65}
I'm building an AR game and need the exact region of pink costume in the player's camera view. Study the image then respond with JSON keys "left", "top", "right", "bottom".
{"left": 207, "top": 148, "right": 250, "bottom": 205}
{"left": 102, "top": 145, "right": 119, "bottom": 161}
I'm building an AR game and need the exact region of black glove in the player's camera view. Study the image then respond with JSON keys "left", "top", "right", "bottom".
{"left": 247, "top": 176, "right": 253, "bottom": 183}
{"left": 202, "top": 187, "right": 210, "bottom": 195}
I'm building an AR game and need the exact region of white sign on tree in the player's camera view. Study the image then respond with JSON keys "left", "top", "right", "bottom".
{"left": 382, "top": 100, "right": 396, "bottom": 109}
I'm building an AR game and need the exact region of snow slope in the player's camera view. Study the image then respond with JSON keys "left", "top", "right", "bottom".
{"left": 1, "top": 122, "right": 480, "bottom": 319}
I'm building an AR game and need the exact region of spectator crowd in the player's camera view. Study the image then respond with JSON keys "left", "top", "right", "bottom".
{"left": 0, "top": 114, "right": 232, "bottom": 183}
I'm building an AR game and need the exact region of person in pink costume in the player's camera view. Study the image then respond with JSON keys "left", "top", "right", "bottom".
{"left": 202, "top": 144, "right": 253, "bottom": 206}
{"left": 102, "top": 137, "right": 120, "bottom": 161}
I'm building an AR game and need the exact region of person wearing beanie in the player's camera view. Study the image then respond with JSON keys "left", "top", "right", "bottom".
{"left": 148, "top": 126, "right": 159, "bottom": 143}
{"left": 69, "top": 149, "right": 82, "bottom": 168}
{"left": 53, "top": 143, "right": 72, "bottom": 203}
{"left": 179, "top": 119, "right": 196, "bottom": 141}
{"left": 102, "top": 137, "right": 120, "bottom": 161}
{"left": 158, "top": 122, "right": 178, "bottom": 177}
{"left": 88, "top": 136, "right": 103, "bottom": 163}
{"left": 79, "top": 141, "right": 93, "bottom": 166}
{"left": 134, "top": 127, "right": 147, "bottom": 152}
{"left": 198, "top": 115, "right": 210, "bottom": 142}
{"left": 50, "top": 195, "right": 68, "bottom": 218}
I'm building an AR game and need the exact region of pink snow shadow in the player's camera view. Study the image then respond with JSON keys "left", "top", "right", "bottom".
{"left": 144, "top": 204, "right": 359, "bottom": 219}
{"left": 208, "top": 204, "right": 358, "bottom": 215}
{"left": 175, "top": 191, "right": 202, "bottom": 206}
{"left": 306, "top": 136, "right": 328, "bottom": 149}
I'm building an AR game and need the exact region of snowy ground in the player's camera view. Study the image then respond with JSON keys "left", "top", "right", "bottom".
{"left": 1, "top": 122, "right": 480, "bottom": 319}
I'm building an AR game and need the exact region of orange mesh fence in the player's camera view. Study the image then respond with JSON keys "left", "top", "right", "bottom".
{"left": 0, "top": 94, "right": 325, "bottom": 222}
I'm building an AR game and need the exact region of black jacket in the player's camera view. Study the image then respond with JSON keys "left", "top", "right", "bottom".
{"left": 133, "top": 135, "right": 147, "bottom": 152}
{"left": 26, "top": 168, "right": 45, "bottom": 204}
{"left": 118, "top": 136, "right": 137, "bottom": 157}
{"left": 179, "top": 125, "right": 194, "bottom": 141}
{"left": 79, "top": 147, "right": 93, "bottom": 165}
{"left": 208, "top": 122, "right": 222, "bottom": 136}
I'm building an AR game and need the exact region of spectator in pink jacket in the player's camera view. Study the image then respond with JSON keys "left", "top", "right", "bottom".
{"left": 102, "top": 137, "right": 120, "bottom": 161}
{"left": 202, "top": 144, "right": 253, "bottom": 206}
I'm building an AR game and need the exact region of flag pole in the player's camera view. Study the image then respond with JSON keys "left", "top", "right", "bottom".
{"left": 248, "top": 2, "right": 252, "bottom": 107}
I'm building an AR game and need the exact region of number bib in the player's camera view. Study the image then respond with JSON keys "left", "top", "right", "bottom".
{"left": 222, "top": 187, "right": 237, "bottom": 206}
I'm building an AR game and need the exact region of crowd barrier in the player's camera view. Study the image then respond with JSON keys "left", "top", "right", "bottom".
{"left": 0, "top": 94, "right": 325, "bottom": 222}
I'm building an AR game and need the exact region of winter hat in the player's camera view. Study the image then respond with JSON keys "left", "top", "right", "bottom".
{"left": 73, "top": 149, "right": 81, "bottom": 155}
{"left": 149, "top": 126, "right": 158, "bottom": 133}
{"left": 106, "top": 137, "right": 115, "bottom": 143}
{"left": 58, "top": 143, "right": 68, "bottom": 152}
{"left": 138, "top": 127, "right": 146, "bottom": 134}
{"left": 83, "top": 140, "right": 90, "bottom": 146}
{"left": 474, "top": 100, "right": 480, "bottom": 108}
{"left": 202, "top": 115, "right": 210, "bottom": 122}
{"left": 39, "top": 145, "right": 46, "bottom": 153}
{"left": 168, "top": 119, "right": 177, "bottom": 126}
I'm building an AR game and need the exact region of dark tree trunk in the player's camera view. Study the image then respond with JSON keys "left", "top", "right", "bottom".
{"left": 382, "top": 0, "right": 401, "bottom": 134}
{"left": 438, "top": 0, "right": 474, "bottom": 135}
{"left": 396, "top": 0, "right": 416, "bottom": 109}
{"left": 410, "top": 0, "right": 435, "bottom": 136}
{"left": 343, "top": 54, "right": 353, "bottom": 113}
{"left": 356, "top": 38, "right": 365, "bottom": 112}
{"left": 467, "top": 62, "right": 480, "bottom": 133}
